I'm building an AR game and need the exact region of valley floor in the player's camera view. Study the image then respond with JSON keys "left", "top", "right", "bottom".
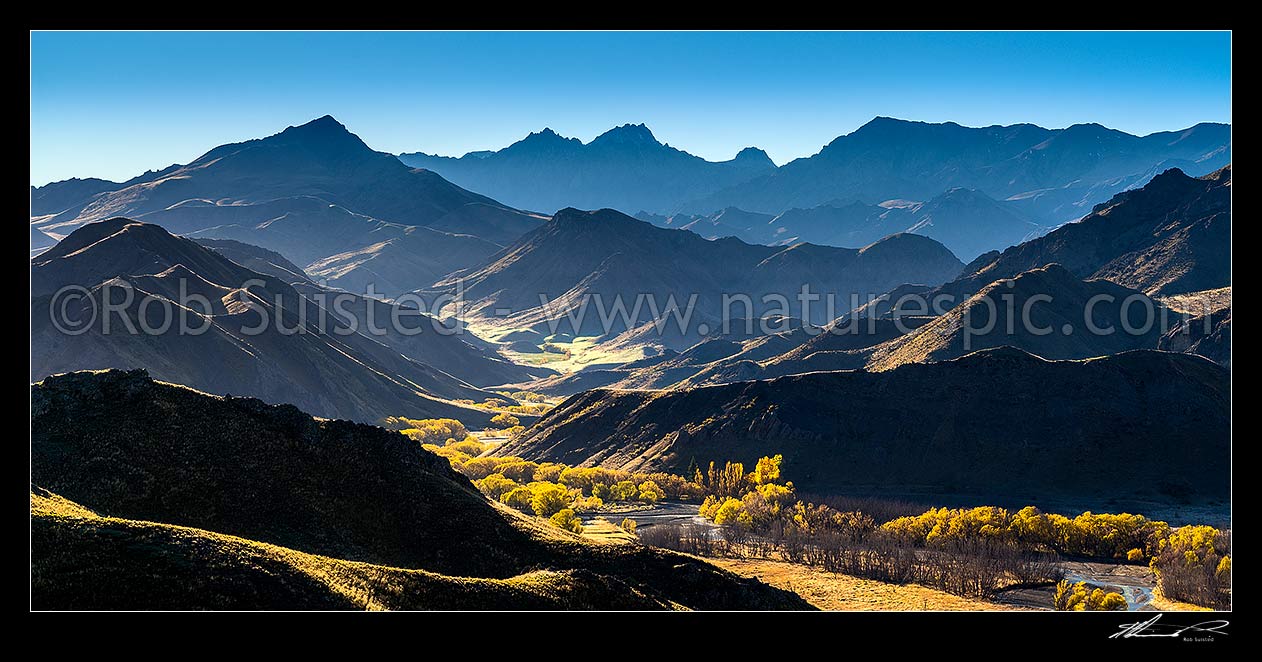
{"left": 707, "top": 558, "right": 1018, "bottom": 611}
{"left": 580, "top": 517, "right": 1012, "bottom": 610}
{"left": 581, "top": 505, "right": 1218, "bottom": 612}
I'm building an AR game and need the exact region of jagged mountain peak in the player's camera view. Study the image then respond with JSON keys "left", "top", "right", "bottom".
{"left": 265, "top": 114, "right": 372, "bottom": 153}
{"left": 292, "top": 114, "right": 346, "bottom": 130}
{"left": 517, "top": 127, "right": 581, "bottom": 147}
{"left": 398, "top": 123, "right": 776, "bottom": 214}
{"left": 733, "top": 146, "right": 775, "bottom": 166}
{"left": 591, "top": 122, "right": 659, "bottom": 146}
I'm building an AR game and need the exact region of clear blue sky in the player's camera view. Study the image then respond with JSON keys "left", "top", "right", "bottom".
{"left": 30, "top": 31, "right": 1231, "bottom": 186}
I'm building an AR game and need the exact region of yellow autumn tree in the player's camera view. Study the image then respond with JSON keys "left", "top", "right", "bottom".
{"left": 637, "top": 480, "right": 665, "bottom": 503}
{"left": 499, "top": 486, "right": 534, "bottom": 512}
{"left": 1053, "top": 580, "right": 1127, "bottom": 611}
{"left": 474, "top": 473, "right": 519, "bottom": 500}
{"left": 529, "top": 482, "right": 572, "bottom": 518}
{"left": 459, "top": 457, "right": 502, "bottom": 480}
{"left": 712, "top": 497, "right": 753, "bottom": 529}
{"left": 610, "top": 480, "right": 639, "bottom": 502}
{"left": 751, "top": 454, "right": 783, "bottom": 486}
{"left": 533, "top": 462, "right": 566, "bottom": 483}
{"left": 397, "top": 418, "right": 470, "bottom": 445}
{"left": 550, "top": 508, "right": 584, "bottom": 534}
{"left": 489, "top": 412, "right": 520, "bottom": 429}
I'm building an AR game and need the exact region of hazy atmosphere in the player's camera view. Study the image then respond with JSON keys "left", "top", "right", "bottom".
{"left": 31, "top": 30, "right": 1232, "bottom": 621}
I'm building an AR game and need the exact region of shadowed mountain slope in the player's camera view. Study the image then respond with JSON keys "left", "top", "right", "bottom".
{"left": 31, "top": 219, "right": 539, "bottom": 424}
{"left": 194, "top": 237, "right": 553, "bottom": 387}
{"left": 502, "top": 348, "right": 1229, "bottom": 499}
{"left": 945, "top": 166, "right": 1231, "bottom": 299}
{"left": 751, "top": 189, "right": 1046, "bottom": 261}
{"left": 31, "top": 370, "right": 810, "bottom": 610}
{"left": 425, "top": 208, "right": 964, "bottom": 335}
{"left": 38, "top": 116, "right": 502, "bottom": 232}
{"left": 32, "top": 495, "right": 666, "bottom": 610}
{"left": 864, "top": 264, "right": 1173, "bottom": 371}
{"left": 32, "top": 117, "right": 545, "bottom": 295}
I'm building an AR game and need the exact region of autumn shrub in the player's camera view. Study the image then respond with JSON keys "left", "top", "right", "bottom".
{"left": 637, "top": 480, "right": 665, "bottom": 503}
{"left": 529, "top": 482, "right": 572, "bottom": 518}
{"left": 610, "top": 480, "right": 639, "bottom": 502}
{"left": 1053, "top": 580, "right": 1127, "bottom": 611}
{"left": 499, "top": 487, "right": 534, "bottom": 512}
{"left": 641, "top": 472, "right": 706, "bottom": 500}
{"left": 458, "top": 457, "right": 503, "bottom": 480}
{"left": 712, "top": 497, "right": 753, "bottom": 529}
{"left": 751, "top": 454, "right": 783, "bottom": 486}
{"left": 495, "top": 460, "right": 540, "bottom": 484}
{"left": 425, "top": 445, "right": 472, "bottom": 467}
{"left": 392, "top": 418, "right": 470, "bottom": 445}
{"left": 496, "top": 390, "right": 550, "bottom": 404}
{"left": 474, "top": 473, "right": 520, "bottom": 500}
{"left": 883, "top": 505, "right": 1172, "bottom": 562}
{"left": 1150, "top": 525, "right": 1231, "bottom": 608}
{"left": 532, "top": 462, "right": 565, "bottom": 483}
{"left": 550, "top": 508, "right": 584, "bottom": 534}
{"left": 445, "top": 439, "right": 486, "bottom": 457}
{"left": 570, "top": 494, "right": 604, "bottom": 512}
{"left": 489, "top": 412, "right": 520, "bottom": 429}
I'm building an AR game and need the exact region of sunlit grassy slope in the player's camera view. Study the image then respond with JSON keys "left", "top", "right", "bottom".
{"left": 32, "top": 489, "right": 668, "bottom": 610}
{"left": 31, "top": 369, "right": 810, "bottom": 611}
{"left": 708, "top": 558, "right": 1019, "bottom": 611}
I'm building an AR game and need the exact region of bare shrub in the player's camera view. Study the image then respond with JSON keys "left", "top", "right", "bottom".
{"left": 636, "top": 523, "right": 718, "bottom": 556}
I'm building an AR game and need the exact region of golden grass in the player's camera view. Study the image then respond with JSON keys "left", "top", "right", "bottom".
{"left": 1150, "top": 586, "right": 1218, "bottom": 612}
{"left": 479, "top": 324, "right": 651, "bottom": 373}
{"left": 32, "top": 490, "right": 665, "bottom": 610}
{"left": 31, "top": 490, "right": 98, "bottom": 518}
{"left": 1158, "top": 286, "right": 1232, "bottom": 315}
{"left": 579, "top": 517, "right": 639, "bottom": 545}
{"left": 707, "top": 558, "right": 1021, "bottom": 611}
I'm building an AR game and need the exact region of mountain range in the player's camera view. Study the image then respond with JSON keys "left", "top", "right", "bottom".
{"left": 510, "top": 166, "right": 1232, "bottom": 394}
{"left": 400, "top": 118, "right": 1229, "bottom": 229}
{"left": 421, "top": 207, "right": 964, "bottom": 345}
{"left": 31, "top": 116, "right": 547, "bottom": 299}
{"left": 31, "top": 218, "right": 550, "bottom": 425}
{"left": 502, "top": 348, "right": 1230, "bottom": 499}
{"left": 943, "top": 166, "right": 1232, "bottom": 300}
{"left": 399, "top": 124, "right": 776, "bottom": 215}
{"left": 641, "top": 187, "right": 1047, "bottom": 261}
{"left": 27, "top": 94, "right": 1234, "bottom": 616}
{"left": 684, "top": 118, "right": 1231, "bottom": 223}
{"left": 28, "top": 110, "right": 1233, "bottom": 613}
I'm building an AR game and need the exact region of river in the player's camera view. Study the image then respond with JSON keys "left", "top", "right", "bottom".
{"left": 582, "top": 501, "right": 713, "bottom": 530}
{"left": 591, "top": 502, "right": 1160, "bottom": 611}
